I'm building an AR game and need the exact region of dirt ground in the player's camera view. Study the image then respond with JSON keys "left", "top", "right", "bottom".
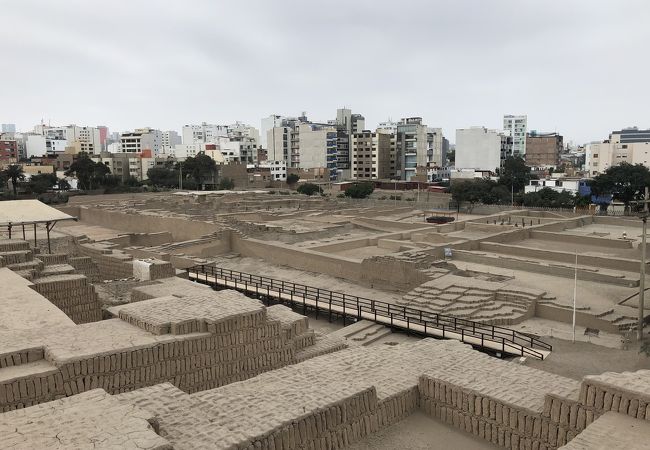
{"left": 523, "top": 337, "right": 650, "bottom": 380}
{"left": 347, "top": 411, "right": 497, "bottom": 450}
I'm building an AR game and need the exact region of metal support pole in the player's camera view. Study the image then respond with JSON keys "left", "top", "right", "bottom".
{"left": 22, "top": 224, "right": 25, "bottom": 240}
{"left": 34, "top": 224, "right": 37, "bottom": 246}
{"left": 640, "top": 215, "right": 647, "bottom": 341}
{"left": 46, "top": 221, "right": 51, "bottom": 254}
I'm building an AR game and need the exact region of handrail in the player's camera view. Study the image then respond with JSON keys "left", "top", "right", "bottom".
{"left": 187, "top": 264, "right": 551, "bottom": 360}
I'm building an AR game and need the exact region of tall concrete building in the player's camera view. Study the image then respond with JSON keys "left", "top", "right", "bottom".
{"left": 351, "top": 130, "right": 394, "bottom": 180}
{"left": 455, "top": 127, "right": 513, "bottom": 172}
{"left": 586, "top": 127, "right": 650, "bottom": 176}
{"left": 333, "top": 109, "right": 365, "bottom": 179}
{"left": 260, "top": 115, "right": 286, "bottom": 149}
{"left": 267, "top": 118, "right": 338, "bottom": 180}
{"left": 395, "top": 118, "right": 446, "bottom": 181}
{"left": 161, "top": 131, "right": 181, "bottom": 153}
{"left": 32, "top": 124, "right": 102, "bottom": 155}
{"left": 336, "top": 108, "right": 365, "bottom": 135}
{"left": 526, "top": 132, "right": 562, "bottom": 167}
{"left": 120, "top": 128, "right": 162, "bottom": 156}
{"left": 2, "top": 124, "right": 16, "bottom": 133}
{"left": 503, "top": 115, "right": 527, "bottom": 157}
{"left": 182, "top": 123, "right": 228, "bottom": 144}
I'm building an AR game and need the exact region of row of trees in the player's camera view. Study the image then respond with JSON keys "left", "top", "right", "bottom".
{"left": 2, "top": 165, "right": 71, "bottom": 196}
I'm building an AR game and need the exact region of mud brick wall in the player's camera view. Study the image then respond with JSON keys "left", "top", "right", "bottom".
{"left": 67, "top": 256, "right": 100, "bottom": 282}
{"left": 147, "top": 260, "right": 175, "bottom": 280}
{"left": 0, "top": 239, "right": 31, "bottom": 252}
{"left": 38, "top": 253, "right": 69, "bottom": 265}
{"left": 31, "top": 274, "right": 102, "bottom": 324}
{"left": 0, "top": 291, "right": 345, "bottom": 412}
{"left": 0, "top": 250, "right": 33, "bottom": 265}
{"left": 76, "top": 243, "right": 133, "bottom": 280}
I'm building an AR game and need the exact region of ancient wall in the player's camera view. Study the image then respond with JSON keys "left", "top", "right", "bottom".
{"left": 0, "top": 290, "right": 345, "bottom": 412}
{"left": 478, "top": 242, "right": 641, "bottom": 273}
{"left": 31, "top": 274, "right": 102, "bottom": 324}
{"left": 529, "top": 230, "right": 633, "bottom": 249}
{"left": 232, "top": 236, "right": 363, "bottom": 281}
{"left": 66, "top": 206, "right": 222, "bottom": 241}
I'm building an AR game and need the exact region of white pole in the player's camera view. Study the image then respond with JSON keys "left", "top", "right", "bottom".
{"left": 572, "top": 249, "right": 578, "bottom": 343}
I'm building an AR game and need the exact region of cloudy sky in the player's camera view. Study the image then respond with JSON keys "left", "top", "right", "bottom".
{"left": 2, "top": 0, "right": 649, "bottom": 144}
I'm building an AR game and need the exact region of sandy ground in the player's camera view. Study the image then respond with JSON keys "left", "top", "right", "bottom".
{"left": 509, "top": 318, "right": 624, "bottom": 349}
{"left": 522, "top": 338, "right": 650, "bottom": 380}
{"left": 347, "top": 411, "right": 497, "bottom": 450}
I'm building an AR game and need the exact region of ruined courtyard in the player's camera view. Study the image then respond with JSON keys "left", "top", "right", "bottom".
{"left": 1, "top": 191, "right": 650, "bottom": 449}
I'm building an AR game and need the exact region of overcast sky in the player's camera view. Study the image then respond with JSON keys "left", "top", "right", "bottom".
{"left": 2, "top": 0, "right": 649, "bottom": 144}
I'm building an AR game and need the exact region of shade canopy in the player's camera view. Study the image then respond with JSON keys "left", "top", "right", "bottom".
{"left": 0, "top": 200, "right": 76, "bottom": 226}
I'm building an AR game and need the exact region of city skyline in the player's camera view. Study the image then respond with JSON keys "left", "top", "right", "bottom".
{"left": 2, "top": 0, "right": 649, "bottom": 145}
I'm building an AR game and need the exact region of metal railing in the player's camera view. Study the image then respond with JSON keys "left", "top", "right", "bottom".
{"left": 187, "top": 265, "right": 551, "bottom": 360}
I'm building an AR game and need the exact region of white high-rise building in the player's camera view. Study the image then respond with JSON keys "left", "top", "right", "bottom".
{"left": 1, "top": 124, "right": 16, "bottom": 133}
{"left": 455, "top": 127, "right": 513, "bottom": 172}
{"left": 260, "top": 115, "right": 285, "bottom": 149}
{"left": 503, "top": 115, "right": 527, "bottom": 157}
{"left": 120, "top": 128, "right": 162, "bottom": 155}
{"left": 182, "top": 123, "right": 228, "bottom": 144}
{"left": 161, "top": 131, "right": 181, "bottom": 153}
{"left": 31, "top": 124, "right": 102, "bottom": 155}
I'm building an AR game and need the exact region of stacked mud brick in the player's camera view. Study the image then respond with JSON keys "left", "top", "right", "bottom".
{"left": 0, "top": 285, "right": 345, "bottom": 412}
{"left": 419, "top": 347, "right": 650, "bottom": 449}
{"left": 400, "top": 276, "right": 542, "bottom": 325}
{"left": 76, "top": 240, "right": 133, "bottom": 280}
{"left": 1, "top": 339, "right": 650, "bottom": 448}
{"left": 31, "top": 274, "right": 102, "bottom": 324}
{"left": 0, "top": 389, "right": 170, "bottom": 449}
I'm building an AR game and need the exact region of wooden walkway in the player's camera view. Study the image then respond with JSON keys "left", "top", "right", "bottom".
{"left": 187, "top": 265, "right": 551, "bottom": 360}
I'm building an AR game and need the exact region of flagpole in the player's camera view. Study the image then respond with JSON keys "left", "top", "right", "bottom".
{"left": 572, "top": 249, "right": 578, "bottom": 343}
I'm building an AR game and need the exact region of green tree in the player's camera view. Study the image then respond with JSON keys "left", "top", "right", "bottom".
{"left": 286, "top": 173, "right": 300, "bottom": 186}
{"left": 588, "top": 163, "right": 650, "bottom": 207}
{"left": 180, "top": 152, "right": 216, "bottom": 189}
{"left": 147, "top": 166, "right": 179, "bottom": 188}
{"left": 123, "top": 176, "right": 142, "bottom": 187}
{"left": 64, "top": 152, "right": 111, "bottom": 190}
{"left": 450, "top": 180, "right": 484, "bottom": 212}
{"left": 218, "top": 177, "right": 235, "bottom": 190}
{"left": 522, "top": 188, "right": 576, "bottom": 208}
{"left": 344, "top": 182, "right": 374, "bottom": 199}
{"left": 2, "top": 164, "right": 25, "bottom": 196}
{"left": 57, "top": 178, "right": 71, "bottom": 191}
{"left": 27, "top": 173, "right": 57, "bottom": 194}
{"left": 498, "top": 156, "right": 531, "bottom": 193}
{"left": 296, "top": 183, "right": 322, "bottom": 196}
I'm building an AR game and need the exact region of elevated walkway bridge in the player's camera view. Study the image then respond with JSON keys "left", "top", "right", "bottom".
{"left": 187, "top": 265, "right": 552, "bottom": 360}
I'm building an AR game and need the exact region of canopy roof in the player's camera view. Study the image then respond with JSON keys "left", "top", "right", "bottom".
{"left": 0, "top": 200, "right": 76, "bottom": 226}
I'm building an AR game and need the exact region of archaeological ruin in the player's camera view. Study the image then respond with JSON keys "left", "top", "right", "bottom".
{"left": 1, "top": 191, "right": 649, "bottom": 449}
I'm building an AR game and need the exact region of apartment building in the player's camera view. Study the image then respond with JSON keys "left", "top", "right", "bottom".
{"left": 396, "top": 118, "right": 445, "bottom": 181}
{"left": 526, "top": 132, "right": 562, "bottom": 167}
{"left": 455, "top": 127, "right": 513, "bottom": 171}
{"left": 351, "top": 130, "right": 394, "bottom": 180}
{"left": 586, "top": 127, "right": 650, "bottom": 175}
{"left": 91, "top": 152, "right": 156, "bottom": 182}
{"left": 161, "top": 131, "right": 181, "bottom": 153}
{"left": 0, "top": 138, "right": 18, "bottom": 166}
{"left": 182, "top": 123, "right": 228, "bottom": 144}
{"left": 120, "top": 128, "right": 162, "bottom": 155}
{"left": 503, "top": 115, "right": 527, "bottom": 157}
{"left": 295, "top": 123, "right": 338, "bottom": 181}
